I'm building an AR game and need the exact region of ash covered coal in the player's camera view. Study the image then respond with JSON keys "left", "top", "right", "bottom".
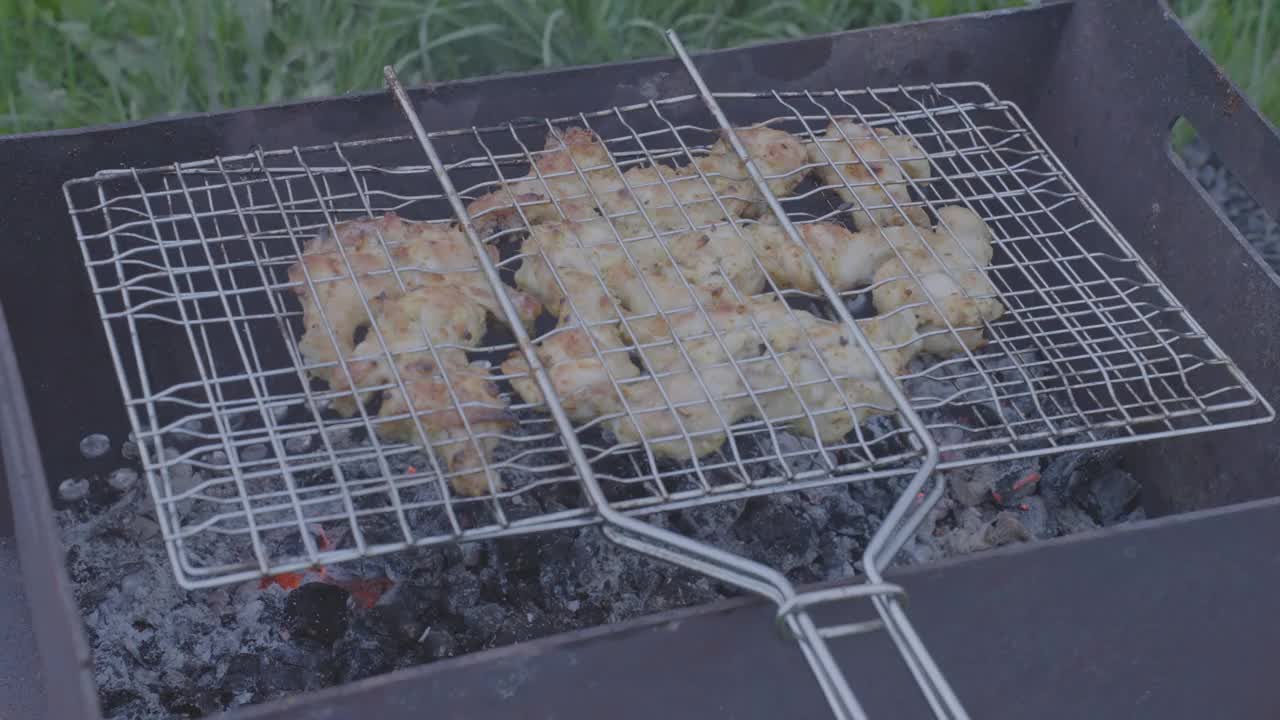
{"left": 60, "top": 424, "right": 1139, "bottom": 719}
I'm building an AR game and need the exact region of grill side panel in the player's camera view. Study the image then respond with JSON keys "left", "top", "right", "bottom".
{"left": 1029, "top": 0, "right": 1280, "bottom": 513}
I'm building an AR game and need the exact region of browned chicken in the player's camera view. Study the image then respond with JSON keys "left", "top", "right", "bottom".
{"left": 289, "top": 213, "right": 540, "bottom": 496}
{"left": 806, "top": 119, "right": 933, "bottom": 229}
{"left": 465, "top": 125, "right": 809, "bottom": 239}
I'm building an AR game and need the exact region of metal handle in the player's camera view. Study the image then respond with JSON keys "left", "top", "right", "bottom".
{"left": 664, "top": 31, "right": 967, "bottom": 720}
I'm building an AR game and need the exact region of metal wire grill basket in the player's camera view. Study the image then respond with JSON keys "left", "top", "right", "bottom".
{"left": 63, "top": 81, "right": 1270, "bottom": 591}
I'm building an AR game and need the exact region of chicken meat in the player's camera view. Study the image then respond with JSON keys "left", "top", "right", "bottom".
{"left": 288, "top": 213, "right": 541, "bottom": 496}
{"left": 807, "top": 119, "right": 933, "bottom": 229}
{"left": 871, "top": 206, "right": 1002, "bottom": 355}
{"left": 466, "top": 125, "right": 808, "bottom": 239}
{"left": 607, "top": 295, "right": 922, "bottom": 458}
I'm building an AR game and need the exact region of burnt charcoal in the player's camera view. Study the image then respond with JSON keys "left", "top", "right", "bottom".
{"left": 461, "top": 542, "right": 485, "bottom": 568}
{"left": 258, "top": 640, "right": 336, "bottom": 696}
{"left": 221, "top": 653, "right": 261, "bottom": 697}
{"left": 461, "top": 602, "right": 509, "bottom": 644}
{"left": 373, "top": 585, "right": 446, "bottom": 642}
{"left": 1078, "top": 468, "right": 1140, "bottom": 525}
{"left": 1040, "top": 444, "right": 1122, "bottom": 507}
{"left": 99, "top": 688, "right": 144, "bottom": 717}
{"left": 672, "top": 500, "right": 747, "bottom": 540}
{"left": 285, "top": 584, "right": 351, "bottom": 645}
{"left": 984, "top": 511, "right": 1033, "bottom": 546}
{"left": 820, "top": 489, "right": 871, "bottom": 539}
{"left": 425, "top": 627, "right": 456, "bottom": 659}
{"left": 65, "top": 544, "right": 96, "bottom": 584}
{"left": 443, "top": 571, "right": 483, "bottom": 615}
{"left": 162, "top": 687, "right": 223, "bottom": 718}
{"left": 1051, "top": 505, "right": 1102, "bottom": 536}
{"left": 849, "top": 476, "right": 912, "bottom": 520}
{"left": 332, "top": 635, "right": 397, "bottom": 684}
{"left": 734, "top": 495, "right": 819, "bottom": 573}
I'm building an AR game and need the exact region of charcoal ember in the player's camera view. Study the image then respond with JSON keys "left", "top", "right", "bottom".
{"left": 984, "top": 511, "right": 1033, "bottom": 546}
{"left": 1077, "top": 467, "right": 1140, "bottom": 525}
{"left": 120, "top": 439, "right": 139, "bottom": 460}
{"left": 285, "top": 583, "right": 351, "bottom": 645}
{"left": 990, "top": 462, "right": 1041, "bottom": 507}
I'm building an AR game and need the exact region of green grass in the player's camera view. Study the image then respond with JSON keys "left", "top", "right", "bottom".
{"left": 0, "top": 0, "right": 1274, "bottom": 136}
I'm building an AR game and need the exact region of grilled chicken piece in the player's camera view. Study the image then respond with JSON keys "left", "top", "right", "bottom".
{"left": 339, "top": 281, "right": 531, "bottom": 496}
{"left": 288, "top": 213, "right": 540, "bottom": 496}
{"left": 467, "top": 125, "right": 809, "bottom": 239}
{"left": 871, "top": 207, "right": 1001, "bottom": 355}
{"left": 465, "top": 127, "right": 614, "bottom": 237}
{"left": 601, "top": 126, "right": 809, "bottom": 240}
{"left": 501, "top": 268, "right": 641, "bottom": 424}
{"left": 807, "top": 119, "right": 933, "bottom": 229}
{"left": 609, "top": 296, "right": 921, "bottom": 459}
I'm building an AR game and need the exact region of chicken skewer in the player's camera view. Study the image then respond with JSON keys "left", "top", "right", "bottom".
{"left": 289, "top": 213, "right": 540, "bottom": 496}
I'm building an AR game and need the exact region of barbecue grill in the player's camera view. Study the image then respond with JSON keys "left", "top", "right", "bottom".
{"left": 5, "top": 1, "right": 1280, "bottom": 718}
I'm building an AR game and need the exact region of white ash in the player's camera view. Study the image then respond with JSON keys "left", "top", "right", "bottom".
{"left": 80, "top": 433, "right": 112, "bottom": 459}
{"left": 59, "top": 477, "right": 91, "bottom": 502}
{"left": 107, "top": 468, "right": 138, "bottom": 492}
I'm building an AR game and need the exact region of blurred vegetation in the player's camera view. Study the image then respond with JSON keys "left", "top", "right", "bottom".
{"left": 0, "top": 0, "right": 1274, "bottom": 135}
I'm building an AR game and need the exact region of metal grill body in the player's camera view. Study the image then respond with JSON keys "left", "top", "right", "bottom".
{"left": 62, "top": 31, "right": 1272, "bottom": 720}
{"left": 63, "top": 81, "right": 1270, "bottom": 585}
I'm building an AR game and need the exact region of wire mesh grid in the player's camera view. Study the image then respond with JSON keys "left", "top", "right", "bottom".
{"left": 63, "top": 82, "right": 1271, "bottom": 588}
